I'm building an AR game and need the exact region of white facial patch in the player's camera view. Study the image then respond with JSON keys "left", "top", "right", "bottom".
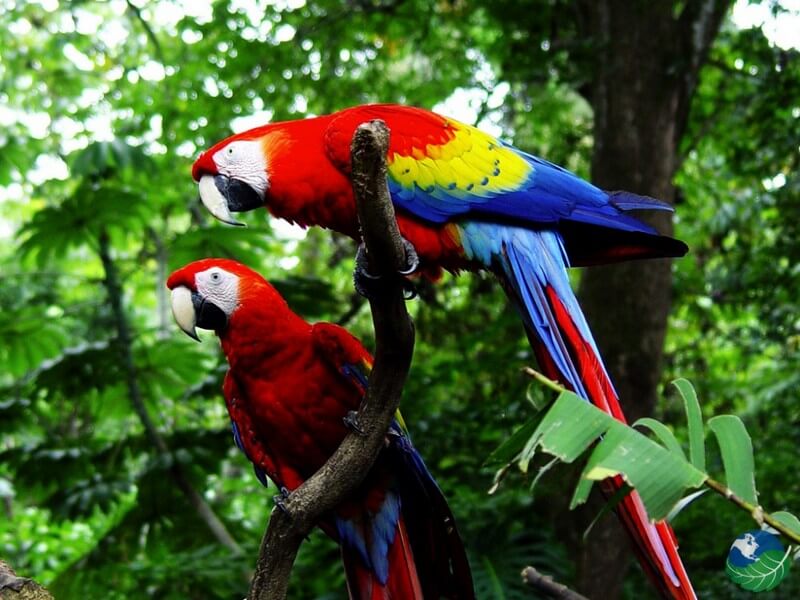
{"left": 196, "top": 267, "right": 240, "bottom": 317}
{"left": 212, "top": 139, "right": 269, "bottom": 197}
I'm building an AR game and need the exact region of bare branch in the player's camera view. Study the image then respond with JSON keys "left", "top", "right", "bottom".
{"left": 247, "top": 120, "right": 414, "bottom": 600}
{"left": 521, "top": 566, "right": 589, "bottom": 600}
{"left": 124, "top": 0, "right": 164, "bottom": 62}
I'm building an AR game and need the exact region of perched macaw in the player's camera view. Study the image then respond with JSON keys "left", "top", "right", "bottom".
{"left": 167, "top": 258, "right": 474, "bottom": 600}
{"left": 191, "top": 104, "right": 695, "bottom": 599}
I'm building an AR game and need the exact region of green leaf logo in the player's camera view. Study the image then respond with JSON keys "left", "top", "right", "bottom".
{"left": 726, "top": 530, "right": 791, "bottom": 592}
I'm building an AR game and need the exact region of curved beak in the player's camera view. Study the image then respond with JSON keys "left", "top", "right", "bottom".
{"left": 170, "top": 285, "right": 229, "bottom": 341}
{"left": 170, "top": 286, "right": 200, "bottom": 341}
{"left": 198, "top": 174, "right": 264, "bottom": 227}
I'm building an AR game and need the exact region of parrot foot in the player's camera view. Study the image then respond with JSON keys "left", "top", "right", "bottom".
{"left": 397, "top": 237, "right": 420, "bottom": 276}
{"left": 343, "top": 410, "right": 366, "bottom": 436}
{"left": 273, "top": 486, "right": 291, "bottom": 516}
{"left": 353, "top": 239, "right": 419, "bottom": 300}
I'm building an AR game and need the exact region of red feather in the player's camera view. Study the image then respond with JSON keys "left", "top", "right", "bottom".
{"left": 168, "top": 259, "right": 474, "bottom": 599}
{"left": 191, "top": 104, "right": 695, "bottom": 598}
{"left": 542, "top": 285, "right": 696, "bottom": 600}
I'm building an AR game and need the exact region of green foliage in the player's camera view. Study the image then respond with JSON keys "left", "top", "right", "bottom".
{"left": 709, "top": 415, "right": 758, "bottom": 506}
{"left": 506, "top": 388, "right": 707, "bottom": 520}
{"left": 492, "top": 375, "right": 800, "bottom": 597}
{"left": 673, "top": 378, "right": 707, "bottom": 472}
{"left": 1, "top": 1, "right": 798, "bottom": 598}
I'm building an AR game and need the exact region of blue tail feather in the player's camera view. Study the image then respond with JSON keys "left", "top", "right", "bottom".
{"left": 460, "top": 222, "right": 607, "bottom": 396}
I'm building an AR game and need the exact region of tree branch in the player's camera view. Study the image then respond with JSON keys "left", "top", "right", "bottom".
{"left": 521, "top": 566, "right": 589, "bottom": 600}
{"left": 0, "top": 560, "right": 53, "bottom": 600}
{"left": 124, "top": 0, "right": 164, "bottom": 62}
{"left": 705, "top": 478, "right": 800, "bottom": 545}
{"left": 247, "top": 120, "right": 415, "bottom": 600}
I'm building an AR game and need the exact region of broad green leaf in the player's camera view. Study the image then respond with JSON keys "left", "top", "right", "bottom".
{"left": 0, "top": 306, "right": 69, "bottom": 377}
{"left": 577, "top": 422, "right": 707, "bottom": 520}
{"left": 632, "top": 417, "right": 686, "bottom": 460}
{"left": 709, "top": 415, "right": 758, "bottom": 506}
{"left": 672, "top": 378, "right": 705, "bottom": 472}
{"left": 520, "top": 390, "right": 611, "bottom": 473}
{"left": 69, "top": 140, "right": 153, "bottom": 178}
{"left": 527, "top": 391, "right": 706, "bottom": 520}
{"left": 168, "top": 226, "right": 275, "bottom": 272}
{"left": 17, "top": 181, "right": 149, "bottom": 266}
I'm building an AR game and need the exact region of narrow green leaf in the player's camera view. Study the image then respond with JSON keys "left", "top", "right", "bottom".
{"left": 525, "top": 382, "right": 551, "bottom": 411}
{"left": 529, "top": 457, "right": 560, "bottom": 493}
{"left": 633, "top": 417, "right": 686, "bottom": 460}
{"left": 484, "top": 415, "right": 543, "bottom": 466}
{"left": 666, "top": 489, "right": 708, "bottom": 523}
{"left": 709, "top": 415, "right": 758, "bottom": 505}
{"left": 570, "top": 475, "right": 594, "bottom": 510}
{"left": 480, "top": 556, "right": 506, "bottom": 600}
{"left": 672, "top": 378, "right": 705, "bottom": 472}
{"left": 771, "top": 512, "right": 800, "bottom": 537}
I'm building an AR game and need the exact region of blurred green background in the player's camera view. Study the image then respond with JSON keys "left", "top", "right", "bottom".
{"left": 1, "top": 1, "right": 798, "bottom": 598}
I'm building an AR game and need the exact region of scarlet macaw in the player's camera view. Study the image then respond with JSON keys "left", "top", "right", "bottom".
{"left": 191, "top": 104, "right": 694, "bottom": 599}
{"left": 167, "top": 258, "right": 474, "bottom": 600}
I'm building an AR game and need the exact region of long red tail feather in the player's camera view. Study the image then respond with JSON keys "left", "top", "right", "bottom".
{"left": 342, "top": 517, "right": 424, "bottom": 600}
{"left": 543, "top": 285, "right": 696, "bottom": 599}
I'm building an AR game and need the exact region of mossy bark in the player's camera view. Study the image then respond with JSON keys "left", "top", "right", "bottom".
{"left": 0, "top": 561, "right": 53, "bottom": 600}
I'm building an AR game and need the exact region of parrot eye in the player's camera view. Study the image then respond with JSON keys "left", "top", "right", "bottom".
{"left": 227, "top": 147, "right": 234, "bottom": 155}
{"left": 210, "top": 271, "right": 222, "bottom": 283}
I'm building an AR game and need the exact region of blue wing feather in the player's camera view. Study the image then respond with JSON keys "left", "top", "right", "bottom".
{"left": 387, "top": 141, "right": 668, "bottom": 238}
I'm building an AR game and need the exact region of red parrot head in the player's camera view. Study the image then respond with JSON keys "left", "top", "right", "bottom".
{"left": 191, "top": 126, "right": 275, "bottom": 226}
{"left": 166, "top": 258, "right": 280, "bottom": 340}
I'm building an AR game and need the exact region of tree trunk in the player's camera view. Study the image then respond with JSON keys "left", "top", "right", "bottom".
{"left": 571, "top": 1, "right": 730, "bottom": 596}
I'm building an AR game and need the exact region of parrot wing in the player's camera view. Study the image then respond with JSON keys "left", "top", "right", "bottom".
{"left": 311, "top": 322, "right": 474, "bottom": 599}
{"left": 223, "top": 371, "right": 279, "bottom": 488}
{"left": 323, "top": 104, "right": 687, "bottom": 264}
{"left": 311, "top": 321, "right": 373, "bottom": 393}
{"left": 325, "top": 105, "right": 674, "bottom": 229}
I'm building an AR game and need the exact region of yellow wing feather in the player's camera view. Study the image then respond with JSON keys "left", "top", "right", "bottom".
{"left": 388, "top": 122, "right": 531, "bottom": 198}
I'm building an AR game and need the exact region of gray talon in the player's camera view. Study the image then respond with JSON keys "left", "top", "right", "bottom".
{"left": 273, "top": 486, "right": 291, "bottom": 515}
{"left": 353, "top": 239, "right": 420, "bottom": 299}
{"left": 343, "top": 410, "right": 366, "bottom": 436}
{"left": 398, "top": 238, "right": 420, "bottom": 276}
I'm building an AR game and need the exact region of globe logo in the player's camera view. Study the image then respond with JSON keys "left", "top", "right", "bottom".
{"left": 726, "top": 529, "right": 792, "bottom": 592}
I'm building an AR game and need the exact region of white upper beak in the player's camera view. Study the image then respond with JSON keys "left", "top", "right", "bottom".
{"left": 170, "top": 286, "right": 200, "bottom": 341}
{"left": 198, "top": 174, "right": 245, "bottom": 227}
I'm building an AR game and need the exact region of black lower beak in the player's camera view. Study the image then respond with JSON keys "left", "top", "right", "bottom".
{"left": 213, "top": 175, "right": 263, "bottom": 213}
{"left": 192, "top": 292, "right": 228, "bottom": 332}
